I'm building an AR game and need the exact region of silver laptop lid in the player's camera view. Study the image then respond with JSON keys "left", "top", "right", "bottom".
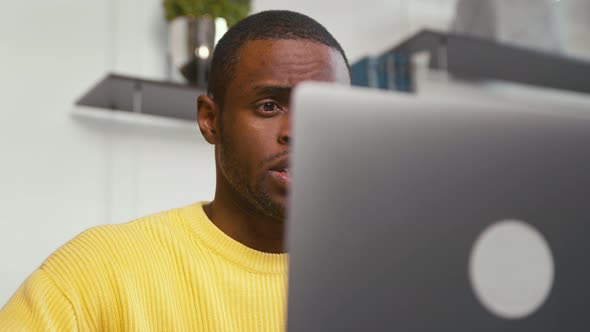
{"left": 287, "top": 82, "right": 590, "bottom": 331}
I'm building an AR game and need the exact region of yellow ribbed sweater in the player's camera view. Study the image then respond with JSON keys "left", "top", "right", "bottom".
{"left": 0, "top": 202, "right": 288, "bottom": 331}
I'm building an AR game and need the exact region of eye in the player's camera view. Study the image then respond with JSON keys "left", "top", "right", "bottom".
{"left": 257, "top": 101, "right": 282, "bottom": 115}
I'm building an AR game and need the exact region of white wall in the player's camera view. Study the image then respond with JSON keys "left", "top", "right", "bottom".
{"left": 254, "top": 0, "right": 459, "bottom": 62}
{"left": 1, "top": 0, "right": 112, "bottom": 305}
{"left": 558, "top": 0, "right": 590, "bottom": 60}
{"left": 0, "top": 0, "right": 217, "bottom": 306}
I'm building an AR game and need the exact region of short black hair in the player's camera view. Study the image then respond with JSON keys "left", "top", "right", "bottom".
{"left": 207, "top": 10, "right": 350, "bottom": 106}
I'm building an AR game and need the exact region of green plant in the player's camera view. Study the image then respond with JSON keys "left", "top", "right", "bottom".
{"left": 163, "top": 0, "right": 251, "bottom": 26}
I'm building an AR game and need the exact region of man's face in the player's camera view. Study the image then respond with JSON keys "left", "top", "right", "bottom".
{"left": 217, "top": 39, "right": 350, "bottom": 221}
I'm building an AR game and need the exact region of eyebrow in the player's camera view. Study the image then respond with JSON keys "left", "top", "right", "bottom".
{"left": 252, "top": 85, "right": 292, "bottom": 97}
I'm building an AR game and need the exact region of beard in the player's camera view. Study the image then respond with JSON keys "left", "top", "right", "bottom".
{"left": 219, "top": 132, "right": 286, "bottom": 222}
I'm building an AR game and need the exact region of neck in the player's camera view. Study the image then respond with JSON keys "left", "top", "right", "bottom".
{"left": 204, "top": 188, "right": 286, "bottom": 254}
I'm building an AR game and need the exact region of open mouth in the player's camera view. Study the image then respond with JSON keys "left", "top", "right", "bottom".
{"left": 276, "top": 168, "right": 290, "bottom": 176}
{"left": 270, "top": 167, "right": 291, "bottom": 184}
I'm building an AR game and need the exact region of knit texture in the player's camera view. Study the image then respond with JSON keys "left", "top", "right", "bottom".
{"left": 0, "top": 202, "right": 288, "bottom": 331}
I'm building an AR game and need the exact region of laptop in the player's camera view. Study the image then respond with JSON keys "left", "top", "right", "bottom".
{"left": 286, "top": 82, "right": 590, "bottom": 331}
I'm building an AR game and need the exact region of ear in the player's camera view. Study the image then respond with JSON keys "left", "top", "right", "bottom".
{"left": 197, "top": 94, "right": 220, "bottom": 145}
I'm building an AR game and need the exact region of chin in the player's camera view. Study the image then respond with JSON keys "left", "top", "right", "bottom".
{"left": 258, "top": 198, "right": 287, "bottom": 222}
{"left": 252, "top": 177, "right": 289, "bottom": 222}
{"left": 267, "top": 204, "right": 287, "bottom": 222}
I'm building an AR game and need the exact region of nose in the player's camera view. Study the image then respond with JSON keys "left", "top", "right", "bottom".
{"left": 278, "top": 112, "right": 291, "bottom": 146}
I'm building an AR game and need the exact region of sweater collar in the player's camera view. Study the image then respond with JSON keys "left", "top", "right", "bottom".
{"left": 182, "top": 202, "right": 288, "bottom": 274}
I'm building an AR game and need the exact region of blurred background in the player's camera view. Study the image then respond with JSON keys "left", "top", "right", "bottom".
{"left": 1, "top": 0, "right": 589, "bottom": 306}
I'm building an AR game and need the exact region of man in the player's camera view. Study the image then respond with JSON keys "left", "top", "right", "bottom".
{"left": 0, "top": 10, "right": 350, "bottom": 331}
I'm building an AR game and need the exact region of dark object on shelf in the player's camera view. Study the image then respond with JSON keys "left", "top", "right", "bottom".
{"left": 168, "top": 16, "right": 215, "bottom": 86}
{"left": 351, "top": 57, "right": 377, "bottom": 88}
{"left": 76, "top": 73, "right": 204, "bottom": 121}
{"left": 352, "top": 29, "right": 590, "bottom": 95}
{"left": 351, "top": 53, "right": 414, "bottom": 92}
{"left": 179, "top": 57, "right": 211, "bottom": 86}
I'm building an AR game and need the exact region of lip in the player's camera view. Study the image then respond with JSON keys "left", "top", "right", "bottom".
{"left": 269, "top": 157, "right": 289, "bottom": 171}
{"left": 269, "top": 169, "right": 291, "bottom": 186}
{"left": 268, "top": 157, "right": 291, "bottom": 186}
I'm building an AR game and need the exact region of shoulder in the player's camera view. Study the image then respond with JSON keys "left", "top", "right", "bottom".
{"left": 41, "top": 203, "right": 203, "bottom": 279}
{"left": 19, "top": 203, "right": 205, "bottom": 326}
